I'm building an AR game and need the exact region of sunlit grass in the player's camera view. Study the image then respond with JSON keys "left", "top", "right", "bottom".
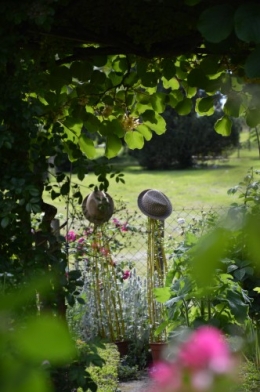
{"left": 43, "top": 144, "right": 260, "bottom": 218}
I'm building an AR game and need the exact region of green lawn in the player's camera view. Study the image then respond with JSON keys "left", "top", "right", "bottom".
{"left": 44, "top": 146, "right": 260, "bottom": 218}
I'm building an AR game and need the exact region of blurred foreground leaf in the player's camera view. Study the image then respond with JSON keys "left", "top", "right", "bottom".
{"left": 14, "top": 315, "right": 76, "bottom": 363}
{"left": 190, "top": 228, "right": 229, "bottom": 289}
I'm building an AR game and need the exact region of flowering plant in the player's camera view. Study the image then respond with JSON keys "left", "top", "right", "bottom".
{"left": 65, "top": 202, "right": 147, "bottom": 343}
{"left": 149, "top": 325, "right": 239, "bottom": 392}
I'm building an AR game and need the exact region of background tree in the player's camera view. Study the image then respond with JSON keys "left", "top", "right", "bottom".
{"left": 130, "top": 107, "right": 241, "bottom": 169}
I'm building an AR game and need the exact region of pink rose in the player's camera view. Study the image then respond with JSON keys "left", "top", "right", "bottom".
{"left": 65, "top": 230, "right": 77, "bottom": 242}
{"left": 122, "top": 270, "right": 130, "bottom": 280}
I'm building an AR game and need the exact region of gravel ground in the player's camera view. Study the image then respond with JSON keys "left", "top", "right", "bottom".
{"left": 117, "top": 370, "right": 153, "bottom": 392}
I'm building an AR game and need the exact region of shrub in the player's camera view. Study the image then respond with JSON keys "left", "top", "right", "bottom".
{"left": 130, "top": 107, "right": 241, "bottom": 169}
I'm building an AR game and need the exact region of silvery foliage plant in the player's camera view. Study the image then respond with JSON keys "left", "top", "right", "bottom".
{"left": 70, "top": 267, "right": 150, "bottom": 343}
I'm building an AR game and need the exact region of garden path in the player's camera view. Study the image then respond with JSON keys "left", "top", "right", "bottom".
{"left": 117, "top": 370, "right": 152, "bottom": 392}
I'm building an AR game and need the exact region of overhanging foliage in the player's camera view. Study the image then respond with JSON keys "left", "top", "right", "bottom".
{"left": 1, "top": 0, "right": 260, "bottom": 324}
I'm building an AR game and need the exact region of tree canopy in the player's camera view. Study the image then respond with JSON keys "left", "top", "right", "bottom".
{"left": 1, "top": 0, "right": 260, "bottom": 160}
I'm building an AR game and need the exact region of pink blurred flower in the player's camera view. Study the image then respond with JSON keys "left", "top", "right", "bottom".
{"left": 100, "top": 247, "right": 109, "bottom": 256}
{"left": 191, "top": 369, "right": 214, "bottom": 391}
{"left": 150, "top": 361, "right": 181, "bottom": 390}
{"left": 77, "top": 237, "right": 85, "bottom": 244}
{"left": 148, "top": 326, "right": 237, "bottom": 392}
{"left": 122, "top": 270, "right": 130, "bottom": 280}
{"left": 112, "top": 218, "right": 121, "bottom": 228}
{"left": 65, "top": 230, "right": 77, "bottom": 242}
{"left": 178, "top": 326, "right": 232, "bottom": 373}
{"left": 84, "top": 228, "right": 93, "bottom": 236}
{"left": 121, "top": 222, "right": 128, "bottom": 232}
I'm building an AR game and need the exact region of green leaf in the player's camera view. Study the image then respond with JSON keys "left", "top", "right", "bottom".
{"left": 124, "top": 72, "right": 139, "bottom": 87}
{"left": 84, "top": 113, "right": 100, "bottom": 133}
{"left": 162, "top": 76, "right": 179, "bottom": 90}
{"left": 168, "top": 90, "right": 183, "bottom": 107}
{"left": 112, "top": 56, "right": 128, "bottom": 73}
{"left": 175, "top": 98, "right": 193, "bottom": 115}
{"left": 78, "top": 134, "right": 97, "bottom": 159}
{"left": 99, "top": 119, "right": 125, "bottom": 137}
{"left": 63, "top": 120, "right": 82, "bottom": 141}
{"left": 196, "top": 96, "right": 214, "bottom": 116}
{"left": 150, "top": 93, "right": 166, "bottom": 113}
{"left": 136, "top": 124, "right": 152, "bottom": 141}
{"left": 141, "top": 71, "right": 159, "bottom": 87}
{"left": 1, "top": 216, "right": 9, "bottom": 228}
{"left": 154, "top": 287, "right": 171, "bottom": 303}
{"left": 70, "top": 104, "right": 88, "bottom": 123}
{"left": 246, "top": 108, "right": 260, "bottom": 128}
{"left": 15, "top": 369, "right": 50, "bottom": 392}
{"left": 14, "top": 315, "right": 76, "bottom": 363}
{"left": 77, "top": 297, "right": 85, "bottom": 304}
{"left": 141, "top": 110, "right": 166, "bottom": 134}
{"left": 234, "top": 3, "right": 260, "bottom": 44}
{"left": 191, "top": 228, "right": 229, "bottom": 289}
{"left": 214, "top": 115, "right": 232, "bottom": 136}
{"left": 161, "top": 59, "right": 176, "bottom": 80}
{"left": 26, "top": 203, "right": 32, "bottom": 212}
{"left": 183, "top": 84, "right": 197, "bottom": 98}
{"left": 233, "top": 269, "right": 246, "bottom": 281}
{"left": 105, "top": 134, "right": 122, "bottom": 158}
{"left": 200, "top": 56, "right": 221, "bottom": 75}
{"left": 223, "top": 95, "right": 242, "bottom": 117}
{"left": 226, "top": 290, "right": 248, "bottom": 321}
{"left": 63, "top": 142, "right": 77, "bottom": 162}
{"left": 90, "top": 70, "right": 107, "bottom": 86}
{"left": 245, "top": 45, "right": 260, "bottom": 78}
{"left": 197, "top": 5, "right": 234, "bottom": 43}
{"left": 49, "top": 66, "right": 72, "bottom": 92}
{"left": 92, "top": 55, "right": 107, "bottom": 67}
{"left": 136, "top": 92, "right": 150, "bottom": 105}
{"left": 60, "top": 181, "right": 70, "bottom": 196}
{"left": 103, "top": 95, "right": 114, "bottom": 106}
{"left": 124, "top": 131, "right": 144, "bottom": 149}
{"left": 187, "top": 69, "right": 209, "bottom": 89}
{"left": 110, "top": 119, "right": 125, "bottom": 138}
{"left": 70, "top": 61, "right": 93, "bottom": 81}
{"left": 108, "top": 71, "right": 123, "bottom": 86}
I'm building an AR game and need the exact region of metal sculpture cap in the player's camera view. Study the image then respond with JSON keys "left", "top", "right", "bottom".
{"left": 82, "top": 190, "right": 114, "bottom": 225}
{"left": 137, "top": 189, "right": 172, "bottom": 220}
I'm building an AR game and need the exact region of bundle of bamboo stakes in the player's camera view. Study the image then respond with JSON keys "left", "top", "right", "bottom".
{"left": 147, "top": 218, "right": 168, "bottom": 343}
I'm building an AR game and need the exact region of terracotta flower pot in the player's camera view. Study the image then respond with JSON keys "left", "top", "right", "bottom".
{"left": 149, "top": 342, "right": 168, "bottom": 363}
{"left": 115, "top": 340, "right": 129, "bottom": 358}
